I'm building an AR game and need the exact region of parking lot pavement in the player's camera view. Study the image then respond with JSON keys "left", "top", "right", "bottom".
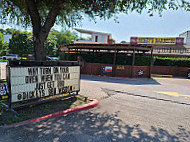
{"left": 80, "top": 75, "right": 190, "bottom": 105}
{"left": 0, "top": 75, "right": 190, "bottom": 142}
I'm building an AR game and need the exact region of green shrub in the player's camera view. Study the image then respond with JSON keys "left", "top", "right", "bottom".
{"left": 59, "top": 52, "right": 74, "bottom": 61}
{"left": 135, "top": 56, "right": 151, "bottom": 66}
{"left": 153, "top": 57, "right": 190, "bottom": 67}
{"left": 116, "top": 54, "right": 132, "bottom": 65}
{"left": 77, "top": 53, "right": 150, "bottom": 66}
{"left": 62, "top": 53, "right": 190, "bottom": 67}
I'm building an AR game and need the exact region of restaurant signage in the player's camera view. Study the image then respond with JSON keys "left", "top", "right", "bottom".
{"left": 130, "top": 37, "right": 184, "bottom": 45}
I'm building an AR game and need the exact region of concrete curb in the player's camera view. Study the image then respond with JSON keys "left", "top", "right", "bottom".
{"left": 4, "top": 99, "right": 99, "bottom": 128}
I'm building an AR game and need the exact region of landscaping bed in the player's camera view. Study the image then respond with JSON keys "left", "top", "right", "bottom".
{"left": 0, "top": 95, "right": 91, "bottom": 126}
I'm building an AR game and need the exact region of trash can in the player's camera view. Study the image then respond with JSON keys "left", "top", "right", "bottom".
{"left": 188, "top": 68, "right": 190, "bottom": 79}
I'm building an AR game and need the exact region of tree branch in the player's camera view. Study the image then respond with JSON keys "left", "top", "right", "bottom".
{"left": 25, "top": 0, "right": 41, "bottom": 36}
{"left": 40, "top": 0, "right": 69, "bottom": 41}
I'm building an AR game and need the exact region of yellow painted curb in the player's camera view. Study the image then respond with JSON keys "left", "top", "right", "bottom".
{"left": 151, "top": 74, "right": 173, "bottom": 77}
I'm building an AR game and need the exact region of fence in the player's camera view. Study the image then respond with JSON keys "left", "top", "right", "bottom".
{"left": 153, "top": 48, "right": 190, "bottom": 54}
{"left": 81, "top": 63, "right": 189, "bottom": 78}
{"left": 81, "top": 63, "right": 150, "bottom": 78}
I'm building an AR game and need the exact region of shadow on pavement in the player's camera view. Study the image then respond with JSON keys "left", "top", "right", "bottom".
{"left": 81, "top": 75, "right": 161, "bottom": 85}
{"left": 0, "top": 110, "right": 189, "bottom": 142}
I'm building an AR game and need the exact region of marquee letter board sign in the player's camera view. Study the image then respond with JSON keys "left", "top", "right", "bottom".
{"left": 7, "top": 61, "right": 80, "bottom": 103}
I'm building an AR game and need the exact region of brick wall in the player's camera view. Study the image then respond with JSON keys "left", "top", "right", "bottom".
{"left": 152, "top": 66, "right": 189, "bottom": 77}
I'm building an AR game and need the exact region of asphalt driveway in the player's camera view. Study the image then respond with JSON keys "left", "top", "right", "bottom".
{"left": 0, "top": 75, "right": 190, "bottom": 142}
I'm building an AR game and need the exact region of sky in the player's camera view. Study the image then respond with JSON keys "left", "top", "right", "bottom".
{"left": 1, "top": 9, "right": 190, "bottom": 43}
{"left": 77, "top": 9, "right": 190, "bottom": 43}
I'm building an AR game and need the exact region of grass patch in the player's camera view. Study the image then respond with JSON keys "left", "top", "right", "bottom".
{"left": 39, "top": 104, "right": 52, "bottom": 110}
{"left": 0, "top": 95, "right": 91, "bottom": 126}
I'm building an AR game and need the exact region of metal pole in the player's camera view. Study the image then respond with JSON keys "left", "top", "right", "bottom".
{"left": 6, "top": 65, "right": 12, "bottom": 109}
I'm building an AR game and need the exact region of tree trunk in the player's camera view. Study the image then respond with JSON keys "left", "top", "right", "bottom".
{"left": 33, "top": 35, "right": 46, "bottom": 61}
{"left": 26, "top": 0, "right": 64, "bottom": 61}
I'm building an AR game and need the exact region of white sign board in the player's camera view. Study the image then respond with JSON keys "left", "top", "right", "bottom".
{"left": 9, "top": 66, "right": 80, "bottom": 103}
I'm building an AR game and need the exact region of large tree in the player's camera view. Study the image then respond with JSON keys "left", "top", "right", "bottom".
{"left": 45, "top": 32, "right": 57, "bottom": 57}
{"left": 51, "top": 30, "right": 78, "bottom": 45}
{"left": 0, "top": 0, "right": 190, "bottom": 60}
{"left": 9, "top": 32, "right": 33, "bottom": 57}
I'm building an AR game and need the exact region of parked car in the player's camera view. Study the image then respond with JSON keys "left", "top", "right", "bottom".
{"left": 26, "top": 55, "right": 52, "bottom": 61}
{"left": 26, "top": 54, "right": 35, "bottom": 60}
{"left": 50, "top": 57, "right": 59, "bottom": 61}
{"left": 2, "top": 54, "right": 20, "bottom": 60}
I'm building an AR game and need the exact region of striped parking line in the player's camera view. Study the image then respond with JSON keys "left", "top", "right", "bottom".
{"left": 155, "top": 91, "right": 190, "bottom": 97}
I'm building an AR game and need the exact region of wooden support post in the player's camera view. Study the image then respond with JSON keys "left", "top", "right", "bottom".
{"left": 149, "top": 48, "right": 153, "bottom": 78}
{"left": 131, "top": 48, "right": 135, "bottom": 78}
{"left": 74, "top": 49, "right": 77, "bottom": 61}
{"left": 67, "top": 49, "right": 70, "bottom": 60}
{"left": 113, "top": 48, "right": 117, "bottom": 65}
{"left": 113, "top": 48, "right": 117, "bottom": 77}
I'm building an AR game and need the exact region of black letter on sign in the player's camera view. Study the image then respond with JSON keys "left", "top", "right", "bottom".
{"left": 17, "top": 94, "right": 22, "bottom": 100}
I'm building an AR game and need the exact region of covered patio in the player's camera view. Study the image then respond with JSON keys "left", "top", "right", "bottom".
{"left": 59, "top": 43, "right": 153, "bottom": 78}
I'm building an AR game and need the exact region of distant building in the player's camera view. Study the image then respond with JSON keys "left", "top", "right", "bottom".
{"left": 3, "top": 34, "right": 12, "bottom": 42}
{"left": 74, "top": 28, "right": 115, "bottom": 44}
{"left": 179, "top": 31, "right": 190, "bottom": 45}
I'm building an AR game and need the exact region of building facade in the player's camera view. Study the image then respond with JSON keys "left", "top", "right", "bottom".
{"left": 74, "top": 28, "right": 115, "bottom": 44}
{"left": 179, "top": 31, "right": 190, "bottom": 45}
